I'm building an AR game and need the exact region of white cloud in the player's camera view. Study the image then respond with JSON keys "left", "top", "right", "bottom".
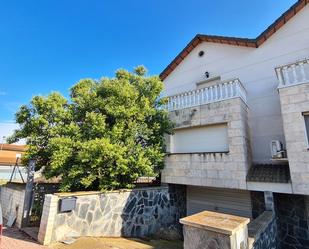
{"left": 0, "top": 91, "right": 6, "bottom": 96}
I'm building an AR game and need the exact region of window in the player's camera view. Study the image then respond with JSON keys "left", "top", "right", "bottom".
{"left": 303, "top": 113, "right": 309, "bottom": 147}
{"left": 171, "top": 123, "right": 229, "bottom": 153}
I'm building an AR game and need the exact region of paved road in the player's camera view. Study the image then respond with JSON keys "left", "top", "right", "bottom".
{"left": 0, "top": 226, "right": 48, "bottom": 249}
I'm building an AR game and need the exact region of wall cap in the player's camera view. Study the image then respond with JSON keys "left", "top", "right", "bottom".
{"left": 54, "top": 186, "right": 168, "bottom": 197}
{"left": 180, "top": 210, "right": 250, "bottom": 235}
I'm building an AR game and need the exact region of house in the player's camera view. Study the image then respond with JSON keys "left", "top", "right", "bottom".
{"left": 0, "top": 144, "right": 27, "bottom": 181}
{"left": 161, "top": 0, "right": 309, "bottom": 247}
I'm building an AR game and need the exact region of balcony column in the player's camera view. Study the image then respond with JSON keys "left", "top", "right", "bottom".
{"left": 276, "top": 68, "right": 284, "bottom": 87}
{"left": 299, "top": 62, "right": 307, "bottom": 82}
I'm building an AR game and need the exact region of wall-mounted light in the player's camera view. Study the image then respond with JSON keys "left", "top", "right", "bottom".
{"left": 198, "top": 51, "right": 204, "bottom": 57}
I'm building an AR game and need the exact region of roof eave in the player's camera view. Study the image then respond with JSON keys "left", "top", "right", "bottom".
{"left": 160, "top": 0, "right": 308, "bottom": 81}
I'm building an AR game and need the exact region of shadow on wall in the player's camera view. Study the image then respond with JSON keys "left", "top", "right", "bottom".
{"left": 120, "top": 184, "right": 186, "bottom": 239}
{"left": 274, "top": 193, "right": 309, "bottom": 249}
{"left": 48, "top": 185, "right": 186, "bottom": 243}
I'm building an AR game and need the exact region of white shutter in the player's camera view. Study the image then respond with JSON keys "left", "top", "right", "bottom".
{"left": 171, "top": 124, "right": 228, "bottom": 153}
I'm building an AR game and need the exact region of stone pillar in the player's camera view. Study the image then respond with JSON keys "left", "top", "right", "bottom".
{"left": 38, "top": 194, "right": 59, "bottom": 245}
{"left": 180, "top": 211, "right": 250, "bottom": 249}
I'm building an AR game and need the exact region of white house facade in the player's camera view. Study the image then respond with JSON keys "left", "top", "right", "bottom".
{"left": 160, "top": 1, "right": 309, "bottom": 247}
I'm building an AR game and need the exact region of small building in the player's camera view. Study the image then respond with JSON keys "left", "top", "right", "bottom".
{"left": 0, "top": 144, "right": 27, "bottom": 181}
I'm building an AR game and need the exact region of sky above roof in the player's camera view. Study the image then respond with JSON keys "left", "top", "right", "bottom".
{"left": 0, "top": 0, "right": 296, "bottom": 125}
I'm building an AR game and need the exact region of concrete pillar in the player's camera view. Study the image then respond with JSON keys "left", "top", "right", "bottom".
{"left": 264, "top": 191, "right": 274, "bottom": 211}
{"left": 180, "top": 211, "right": 250, "bottom": 249}
{"left": 38, "top": 194, "right": 59, "bottom": 245}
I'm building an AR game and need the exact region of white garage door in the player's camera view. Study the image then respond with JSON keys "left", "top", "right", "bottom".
{"left": 187, "top": 186, "right": 252, "bottom": 218}
{"left": 171, "top": 124, "right": 229, "bottom": 153}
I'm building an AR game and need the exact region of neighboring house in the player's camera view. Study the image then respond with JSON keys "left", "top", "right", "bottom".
{"left": 161, "top": 1, "right": 309, "bottom": 246}
{"left": 0, "top": 144, "right": 27, "bottom": 181}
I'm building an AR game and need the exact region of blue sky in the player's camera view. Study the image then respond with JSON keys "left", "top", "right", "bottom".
{"left": 0, "top": 0, "right": 296, "bottom": 126}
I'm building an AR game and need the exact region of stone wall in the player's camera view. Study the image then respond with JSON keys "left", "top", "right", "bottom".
{"left": 162, "top": 97, "right": 251, "bottom": 189}
{"left": 181, "top": 210, "right": 250, "bottom": 249}
{"left": 251, "top": 191, "right": 266, "bottom": 219}
{"left": 279, "top": 83, "right": 309, "bottom": 194}
{"left": 183, "top": 225, "right": 231, "bottom": 249}
{"left": 0, "top": 183, "right": 26, "bottom": 228}
{"left": 38, "top": 185, "right": 186, "bottom": 245}
{"left": 248, "top": 211, "right": 278, "bottom": 249}
{"left": 275, "top": 193, "right": 309, "bottom": 249}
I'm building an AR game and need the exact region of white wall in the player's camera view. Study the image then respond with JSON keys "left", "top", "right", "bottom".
{"left": 0, "top": 184, "right": 25, "bottom": 228}
{"left": 163, "top": 5, "right": 309, "bottom": 163}
{"left": 171, "top": 124, "right": 228, "bottom": 153}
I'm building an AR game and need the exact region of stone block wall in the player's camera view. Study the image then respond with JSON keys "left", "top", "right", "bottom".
{"left": 0, "top": 183, "right": 26, "bottom": 228}
{"left": 183, "top": 225, "right": 232, "bottom": 249}
{"left": 279, "top": 83, "right": 309, "bottom": 194}
{"left": 274, "top": 193, "right": 309, "bottom": 249}
{"left": 248, "top": 211, "right": 278, "bottom": 249}
{"left": 162, "top": 97, "right": 251, "bottom": 189}
{"left": 181, "top": 210, "right": 250, "bottom": 249}
{"left": 38, "top": 185, "right": 186, "bottom": 245}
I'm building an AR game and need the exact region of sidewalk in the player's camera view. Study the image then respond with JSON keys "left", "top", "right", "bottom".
{"left": 0, "top": 226, "right": 48, "bottom": 249}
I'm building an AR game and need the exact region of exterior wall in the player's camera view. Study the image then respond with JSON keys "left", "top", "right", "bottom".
{"left": 38, "top": 194, "right": 58, "bottom": 245}
{"left": 275, "top": 193, "right": 309, "bottom": 249}
{"left": 248, "top": 211, "right": 278, "bottom": 249}
{"left": 251, "top": 191, "right": 265, "bottom": 219}
{"left": 183, "top": 225, "right": 231, "bottom": 249}
{"left": 0, "top": 165, "right": 27, "bottom": 181}
{"left": 181, "top": 211, "right": 250, "bottom": 249}
{"left": 279, "top": 83, "right": 309, "bottom": 194}
{"left": 162, "top": 97, "right": 251, "bottom": 189}
{"left": 38, "top": 186, "right": 186, "bottom": 245}
{"left": 162, "top": 5, "right": 309, "bottom": 163}
{"left": 0, "top": 183, "right": 26, "bottom": 228}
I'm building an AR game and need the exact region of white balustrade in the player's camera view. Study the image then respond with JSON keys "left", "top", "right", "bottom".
{"left": 165, "top": 79, "right": 247, "bottom": 111}
{"left": 275, "top": 58, "right": 309, "bottom": 88}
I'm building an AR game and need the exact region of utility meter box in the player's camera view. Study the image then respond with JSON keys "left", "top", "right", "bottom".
{"left": 59, "top": 197, "right": 77, "bottom": 212}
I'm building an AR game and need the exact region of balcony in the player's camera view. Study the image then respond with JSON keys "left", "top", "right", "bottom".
{"left": 275, "top": 58, "right": 309, "bottom": 88}
{"left": 165, "top": 78, "right": 247, "bottom": 111}
{"left": 162, "top": 78, "right": 250, "bottom": 190}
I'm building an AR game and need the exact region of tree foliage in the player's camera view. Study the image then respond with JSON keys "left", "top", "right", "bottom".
{"left": 8, "top": 67, "right": 173, "bottom": 191}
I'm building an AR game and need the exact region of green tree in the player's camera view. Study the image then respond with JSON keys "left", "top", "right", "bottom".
{"left": 8, "top": 66, "right": 173, "bottom": 191}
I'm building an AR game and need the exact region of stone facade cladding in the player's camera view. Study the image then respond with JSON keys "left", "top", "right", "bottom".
{"left": 248, "top": 211, "right": 278, "bottom": 249}
{"left": 38, "top": 185, "right": 186, "bottom": 244}
{"left": 162, "top": 97, "right": 251, "bottom": 189}
{"left": 183, "top": 225, "right": 231, "bottom": 249}
{"left": 275, "top": 193, "right": 309, "bottom": 249}
{"left": 279, "top": 83, "right": 309, "bottom": 194}
{"left": 0, "top": 183, "right": 25, "bottom": 228}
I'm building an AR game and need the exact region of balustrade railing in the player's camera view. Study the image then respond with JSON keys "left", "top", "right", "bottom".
{"left": 275, "top": 58, "right": 309, "bottom": 88}
{"left": 165, "top": 78, "right": 247, "bottom": 111}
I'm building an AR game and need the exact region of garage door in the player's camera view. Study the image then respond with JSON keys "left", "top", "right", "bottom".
{"left": 187, "top": 186, "right": 252, "bottom": 218}
{"left": 171, "top": 124, "right": 229, "bottom": 153}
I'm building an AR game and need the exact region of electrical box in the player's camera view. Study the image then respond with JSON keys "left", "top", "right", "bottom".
{"left": 270, "top": 140, "right": 284, "bottom": 159}
{"left": 59, "top": 197, "right": 77, "bottom": 212}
